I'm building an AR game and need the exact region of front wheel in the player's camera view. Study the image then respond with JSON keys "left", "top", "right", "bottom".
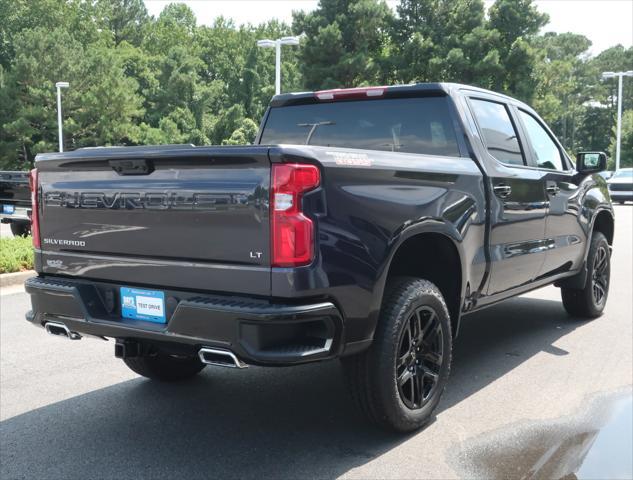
{"left": 123, "top": 352, "right": 206, "bottom": 381}
{"left": 561, "top": 231, "right": 610, "bottom": 318}
{"left": 342, "top": 277, "right": 452, "bottom": 432}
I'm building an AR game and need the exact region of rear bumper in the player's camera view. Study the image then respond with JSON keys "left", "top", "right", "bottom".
{"left": 25, "top": 276, "right": 344, "bottom": 366}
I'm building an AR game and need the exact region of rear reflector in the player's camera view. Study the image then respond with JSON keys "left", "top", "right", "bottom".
{"left": 29, "top": 168, "right": 40, "bottom": 248}
{"left": 315, "top": 87, "right": 386, "bottom": 101}
{"left": 271, "top": 163, "right": 320, "bottom": 267}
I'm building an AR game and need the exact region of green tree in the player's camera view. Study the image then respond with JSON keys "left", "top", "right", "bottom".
{"left": 488, "top": 0, "right": 548, "bottom": 48}
{"left": 222, "top": 118, "right": 259, "bottom": 145}
{"left": 1, "top": 0, "right": 631, "bottom": 167}
{"left": 391, "top": 0, "right": 504, "bottom": 86}
{"left": 390, "top": 0, "right": 547, "bottom": 99}
{"left": 94, "top": 0, "right": 150, "bottom": 46}
{"left": 609, "top": 110, "right": 633, "bottom": 169}
{"left": 294, "top": 0, "right": 393, "bottom": 89}
{"left": 0, "top": 0, "right": 103, "bottom": 68}
{"left": 531, "top": 33, "right": 594, "bottom": 150}
{"left": 0, "top": 27, "right": 144, "bottom": 164}
{"left": 0, "top": 27, "right": 85, "bottom": 164}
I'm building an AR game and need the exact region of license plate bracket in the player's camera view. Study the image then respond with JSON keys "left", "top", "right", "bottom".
{"left": 120, "top": 287, "right": 166, "bottom": 323}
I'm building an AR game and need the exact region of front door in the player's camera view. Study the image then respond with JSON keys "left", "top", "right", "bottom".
{"left": 515, "top": 108, "right": 586, "bottom": 278}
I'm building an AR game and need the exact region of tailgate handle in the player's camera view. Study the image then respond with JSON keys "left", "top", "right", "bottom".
{"left": 109, "top": 159, "right": 153, "bottom": 176}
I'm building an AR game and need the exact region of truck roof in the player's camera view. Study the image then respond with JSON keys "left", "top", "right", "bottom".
{"left": 270, "top": 82, "right": 531, "bottom": 111}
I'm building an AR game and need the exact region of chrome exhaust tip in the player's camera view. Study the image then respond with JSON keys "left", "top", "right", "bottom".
{"left": 44, "top": 321, "right": 82, "bottom": 340}
{"left": 198, "top": 347, "right": 247, "bottom": 369}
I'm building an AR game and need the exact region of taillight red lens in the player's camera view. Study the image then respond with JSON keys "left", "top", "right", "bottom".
{"left": 29, "top": 168, "right": 40, "bottom": 248}
{"left": 271, "top": 163, "right": 320, "bottom": 267}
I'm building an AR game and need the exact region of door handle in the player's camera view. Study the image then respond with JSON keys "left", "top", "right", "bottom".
{"left": 546, "top": 184, "right": 560, "bottom": 195}
{"left": 493, "top": 184, "right": 512, "bottom": 198}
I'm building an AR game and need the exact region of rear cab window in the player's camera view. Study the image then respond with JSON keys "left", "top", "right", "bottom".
{"left": 260, "top": 96, "right": 461, "bottom": 157}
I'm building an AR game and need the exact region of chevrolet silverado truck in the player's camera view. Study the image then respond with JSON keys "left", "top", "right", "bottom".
{"left": 0, "top": 170, "right": 32, "bottom": 236}
{"left": 25, "top": 83, "right": 614, "bottom": 432}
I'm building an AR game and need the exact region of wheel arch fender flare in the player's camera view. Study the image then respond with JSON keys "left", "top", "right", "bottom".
{"left": 558, "top": 206, "right": 614, "bottom": 290}
{"left": 368, "top": 219, "right": 467, "bottom": 335}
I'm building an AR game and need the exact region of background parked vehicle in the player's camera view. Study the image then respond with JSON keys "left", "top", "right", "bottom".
{"left": 0, "top": 171, "right": 32, "bottom": 237}
{"left": 608, "top": 168, "right": 633, "bottom": 204}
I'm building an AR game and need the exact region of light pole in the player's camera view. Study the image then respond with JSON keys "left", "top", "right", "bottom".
{"left": 55, "top": 81, "right": 70, "bottom": 152}
{"left": 602, "top": 71, "right": 633, "bottom": 171}
{"left": 257, "top": 36, "right": 301, "bottom": 95}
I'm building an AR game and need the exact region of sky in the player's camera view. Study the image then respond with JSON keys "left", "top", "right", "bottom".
{"left": 144, "top": 0, "right": 633, "bottom": 56}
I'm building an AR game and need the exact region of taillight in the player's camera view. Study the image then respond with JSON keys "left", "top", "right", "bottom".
{"left": 29, "top": 168, "right": 40, "bottom": 248}
{"left": 271, "top": 163, "right": 320, "bottom": 267}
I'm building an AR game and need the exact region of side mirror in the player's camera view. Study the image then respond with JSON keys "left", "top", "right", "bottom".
{"left": 576, "top": 152, "right": 607, "bottom": 174}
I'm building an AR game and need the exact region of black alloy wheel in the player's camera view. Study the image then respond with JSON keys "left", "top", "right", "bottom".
{"left": 591, "top": 244, "right": 609, "bottom": 306}
{"left": 396, "top": 306, "right": 443, "bottom": 410}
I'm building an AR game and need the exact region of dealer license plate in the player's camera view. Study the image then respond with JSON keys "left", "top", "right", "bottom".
{"left": 120, "top": 287, "right": 166, "bottom": 323}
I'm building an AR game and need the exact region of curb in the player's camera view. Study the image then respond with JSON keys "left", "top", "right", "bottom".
{"left": 0, "top": 270, "right": 35, "bottom": 289}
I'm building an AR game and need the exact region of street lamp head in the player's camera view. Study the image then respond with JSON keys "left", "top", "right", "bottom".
{"left": 55, "top": 82, "right": 70, "bottom": 88}
{"left": 625, "top": 71, "right": 633, "bottom": 77}
{"left": 601, "top": 72, "right": 616, "bottom": 79}
{"left": 279, "top": 36, "right": 301, "bottom": 46}
{"left": 256, "top": 39, "right": 276, "bottom": 48}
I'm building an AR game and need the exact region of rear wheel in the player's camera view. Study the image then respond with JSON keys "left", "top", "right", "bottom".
{"left": 10, "top": 222, "right": 30, "bottom": 237}
{"left": 561, "top": 231, "right": 610, "bottom": 318}
{"left": 342, "top": 277, "right": 452, "bottom": 432}
{"left": 123, "top": 352, "right": 205, "bottom": 381}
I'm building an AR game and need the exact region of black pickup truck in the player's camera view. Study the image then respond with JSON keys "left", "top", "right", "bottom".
{"left": 0, "top": 170, "right": 32, "bottom": 236}
{"left": 25, "top": 83, "right": 614, "bottom": 432}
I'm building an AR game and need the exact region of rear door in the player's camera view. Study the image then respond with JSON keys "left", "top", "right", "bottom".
{"left": 467, "top": 96, "right": 549, "bottom": 295}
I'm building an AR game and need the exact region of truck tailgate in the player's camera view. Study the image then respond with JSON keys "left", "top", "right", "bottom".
{"left": 35, "top": 146, "right": 271, "bottom": 294}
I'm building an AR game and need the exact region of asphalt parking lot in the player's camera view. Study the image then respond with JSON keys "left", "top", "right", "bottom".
{"left": 1, "top": 205, "right": 631, "bottom": 479}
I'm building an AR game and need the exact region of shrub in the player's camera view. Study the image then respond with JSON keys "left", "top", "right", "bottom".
{"left": 0, "top": 236, "right": 34, "bottom": 273}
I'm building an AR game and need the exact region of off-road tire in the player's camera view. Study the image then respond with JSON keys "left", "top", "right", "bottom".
{"left": 561, "top": 231, "right": 610, "bottom": 318}
{"left": 342, "top": 277, "right": 452, "bottom": 432}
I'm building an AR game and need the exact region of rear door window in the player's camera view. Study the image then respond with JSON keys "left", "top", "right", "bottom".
{"left": 260, "top": 97, "right": 461, "bottom": 157}
{"left": 470, "top": 99, "right": 525, "bottom": 166}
